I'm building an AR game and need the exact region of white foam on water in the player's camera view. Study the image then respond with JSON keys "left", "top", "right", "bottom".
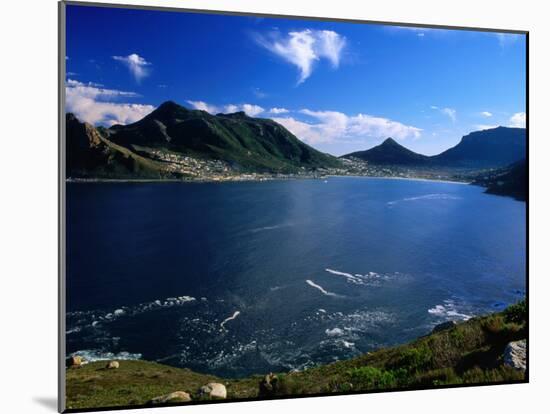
{"left": 220, "top": 311, "right": 241, "bottom": 330}
{"left": 306, "top": 280, "right": 337, "bottom": 296}
{"left": 249, "top": 223, "right": 293, "bottom": 233}
{"left": 388, "top": 193, "right": 462, "bottom": 206}
{"left": 66, "top": 294, "right": 198, "bottom": 333}
{"left": 325, "top": 268, "right": 362, "bottom": 283}
{"left": 324, "top": 268, "right": 396, "bottom": 287}
{"left": 428, "top": 299, "right": 472, "bottom": 321}
{"left": 69, "top": 349, "right": 142, "bottom": 362}
{"left": 325, "top": 327, "right": 344, "bottom": 337}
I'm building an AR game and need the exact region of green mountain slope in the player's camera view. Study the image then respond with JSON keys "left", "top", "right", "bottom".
{"left": 104, "top": 101, "right": 341, "bottom": 173}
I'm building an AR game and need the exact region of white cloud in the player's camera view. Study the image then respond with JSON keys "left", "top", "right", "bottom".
{"left": 480, "top": 111, "right": 493, "bottom": 117}
{"left": 186, "top": 100, "right": 220, "bottom": 114}
{"left": 112, "top": 53, "right": 151, "bottom": 82}
{"left": 431, "top": 105, "right": 457, "bottom": 122}
{"left": 255, "top": 29, "right": 346, "bottom": 84}
{"left": 509, "top": 112, "right": 526, "bottom": 128}
{"left": 186, "top": 100, "right": 265, "bottom": 117}
{"left": 269, "top": 107, "right": 290, "bottom": 114}
{"left": 272, "top": 109, "right": 421, "bottom": 145}
{"left": 66, "top": 79, "right": 155, "bottom": 126}
{"left": 474, "top": 124, "right": 498, "bottom": 131}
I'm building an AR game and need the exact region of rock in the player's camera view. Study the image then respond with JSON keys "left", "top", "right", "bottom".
{"left": 431, "top": 320, "right": 457, "bottom": 334}
{"left": 504, "top": 339, "right": 527, "bottom": 371}
{"left": 106, "top": 360, "right": 119, "bottom": 369}
{"left": 148, "top": 391, "right": 192, "bottom": 404}
{"left": 258, "top": 373, "right": 280, "bottom": 397}
{"left": 68, "top": 356, "right": 83, "bottom": 368}
{"left": 199, "top": 382, "right": 227, "bottom": 399}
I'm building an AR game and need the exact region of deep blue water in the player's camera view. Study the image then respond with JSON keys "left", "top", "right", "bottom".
{"left": 66, "top": 177, "right": 526, "bottom": 377}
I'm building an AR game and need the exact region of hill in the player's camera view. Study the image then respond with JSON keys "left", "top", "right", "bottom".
{"left": 472, "top": 159, "right": 527, "bottom": 201}
{"left": 431, "top": 127, "right": 526, "bottom": 168}
{"left": 66, "top": 113, "right": 168, "bottom": 179}
{"left": 342, "top": 138, "right": 429, "bottom": 165}
{"left": 103, "top": 101, "right": 341, "bottom": 173}
{"left": 65, "top": 301, "right": 526, "bottom": 411}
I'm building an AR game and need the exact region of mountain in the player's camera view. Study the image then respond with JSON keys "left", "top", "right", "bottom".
{"left": 472, "top": 159, "right": 527, "bottom": 201}
{"left": 341, "top": 138, "right": 429, "bottom": 165}
{"left": 341, "top": 127, "right": 526, "bottom": 170}
{"left": 431, "top": 127, "right": 526, "bottom": 168}
{"left": 103, "top": 101, "right": 340, "bottom": 173}
{"left": 66, "top": 113, "right": 168, "bottom": 179}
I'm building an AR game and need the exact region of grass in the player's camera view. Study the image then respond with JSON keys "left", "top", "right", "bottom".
{"left": 65, "top": 300, "right": 527, "bottom": 411}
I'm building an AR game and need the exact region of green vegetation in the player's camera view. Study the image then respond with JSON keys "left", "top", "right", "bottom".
{"left": 66, "top": 301, "right": 526, "bottom": 411}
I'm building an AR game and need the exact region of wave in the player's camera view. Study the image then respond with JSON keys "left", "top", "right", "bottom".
{"left": 249, "top": 223, "right": 293, "bottom": 233}
{"left": 66, "top": 294, "right": 197, "bottom": 333}
{"left": 428, "top": 299, "right": 472, "bottom": 321}
{"left": 325, "top": 268, "right": 395, "bottom": 286}
{"left": 306, "top": 280, "right": 337, "bottom": 296}
{"left": 387, "top": 193, "right": 462, "bottom": 206}
{"left": 325, "top": 327, "right": 345, "bottom": 337}
{"left": 220, "top": 311, "right": 241, "bottom": 330}
{"left": 69, "top": 349, "right": 142, "bottom": 362}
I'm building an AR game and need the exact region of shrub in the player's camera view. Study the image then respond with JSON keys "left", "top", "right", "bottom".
{"left": 395, "top": 345, "right": 433, "bottom": 373}
{"left": 503, "top": 300, "right": 527, "bottom": 324}
{"left": 346, "top": 366, "right": 399, "bottom": 390}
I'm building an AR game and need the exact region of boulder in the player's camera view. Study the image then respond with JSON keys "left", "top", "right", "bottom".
{"left": 68, "top": 356, "right": 83, "bottom": 368}
{"left": 106, "top": 361, "right": 119, "bottom": 369}
{"left": 199, "top": 382, "right": 227, "bottom": 399}
{"left": 148, "top": 391, "right": 192, "bottom": 405}
{"left": 504, "top": 339, "right": 527, "bottom": 371}
{"left": 258, "top": 373, "right": 280, "bottom": 397}
{"left": 431, "top": 320, "right": 457, "bottom": 334}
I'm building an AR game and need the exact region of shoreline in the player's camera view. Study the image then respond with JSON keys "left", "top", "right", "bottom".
{"left": 66, "top": 174, "right": 472, "bottom": 185}
{"left": 326, "top": 174, "right": 471, "bottom": 185}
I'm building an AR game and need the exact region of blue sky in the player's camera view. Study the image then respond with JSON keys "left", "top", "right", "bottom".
{"left": 65, "top": 5, "right": 526, "bottom": 156}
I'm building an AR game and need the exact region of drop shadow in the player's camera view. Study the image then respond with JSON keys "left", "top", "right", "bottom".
{"left": 33, "top": 396, "right": 58, "bottom": 412}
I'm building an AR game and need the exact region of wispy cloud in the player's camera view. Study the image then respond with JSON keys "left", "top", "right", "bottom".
{"left": 186, "top": 100, "right": 265, "bottom": 117}
{"left": 255, "top": 29, "right": 346, "bottom": 84}
{"left": 272, "top": 108, "right": 421, "bottom": 145}
{"left": 112, "top": 53, "right": 151, "bottom": 82}
{"left": 480, "top": 111, "right": 493, "bottom": 117}
{"left": 474, "top": 124, "right": 498, "bottom": 131}
{"left": 269, "top": 107, "right": 290, "bottom": 114}
{"left": 431, "top": 105, "right": 457, "bottom": 122}
{"left": 509, "top": 112, "right": 526, "bottom": 128}
{"left": 65, "top": 79, "right": 155, "bottom": 126}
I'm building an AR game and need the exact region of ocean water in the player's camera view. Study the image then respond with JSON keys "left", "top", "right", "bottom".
{"left": 66, "top": 177, "right": 526, "bottom": 378}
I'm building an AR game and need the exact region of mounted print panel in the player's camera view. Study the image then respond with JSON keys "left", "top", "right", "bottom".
{"left": 59, "top": 1, "right": 528, "bottom": 412}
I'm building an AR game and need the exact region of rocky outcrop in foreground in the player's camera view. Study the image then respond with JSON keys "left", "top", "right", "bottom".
{"left": 504, "top": 339, "right": 527, "bottom": 371}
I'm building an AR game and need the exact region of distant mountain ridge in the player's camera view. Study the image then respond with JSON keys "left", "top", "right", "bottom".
{"left": 432, "top": 127, "right": 526, "bottom": 168}
{"left": 342, "top": 127, "right": 526, "bottom": 169}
